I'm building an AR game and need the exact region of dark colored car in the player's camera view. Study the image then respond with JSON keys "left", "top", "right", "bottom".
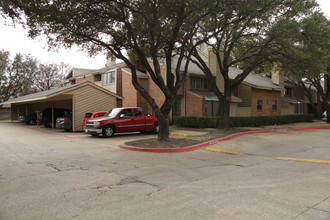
{"left": 56, "top": 114, "right": 72, "bottom": 131}
{"left": 40, "top": 108, "right": 72, "bottom": 128}
{"left": 18, "top": 112, "right": 38, "bottom": 125}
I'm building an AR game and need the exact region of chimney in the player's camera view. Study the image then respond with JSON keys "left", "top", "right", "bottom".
{"left": 208, "top": 50, "right": 224, "bottom": 92}
{"left": 272, "top": 71, "right": 285, "bottom": 96}
{"left": 106, "top": 57, "right": 116, "bottom": 67}
{"left": 106, "top": 52, "right": 117, "bottom": 67}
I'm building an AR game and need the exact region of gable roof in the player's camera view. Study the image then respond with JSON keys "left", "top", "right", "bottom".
{"left": 0, "top": 81, "right": 123, "bottom": 105}
{"left": 122, "top": 68, "right": 148, "bottom": 78}
{"left": 171, "top": 57, "right": 204, "bottom": 75}
{"left": 67, "top": 62, "right": 126, "bottom": 80}
{"left": 171, "top": 57, "right": 282, "bottom": 90}
{"left": 229, "top": 67, "right": 282, "bottom": 91}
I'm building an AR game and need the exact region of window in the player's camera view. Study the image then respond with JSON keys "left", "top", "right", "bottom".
{"left": 84, "top": 113, "right": 93, "bottom": 118}
{"left": 172, "top": 98, "right": 181, "bottom": 117}
{"left": 190, "top": 77, "right": 209, "bottom": 90}
{"left": 285, "top": 88, "right": 293, "bottom": 97}
{"left": 257, "top": 100, "right": 263, "bottom": 112}
{"left": 122, "top": 109, "right": 133, "bottom": 117}
{"left": 104, "top": 70, "right": 115, "bottom": 84}
{"left": 205, "top": 101, "right": 219, "bottom": 116}
{"left": 295, "top": 102, "right": 304, "bottom": 114}
{"left": 134, "top": 108, "right": 142, "bottom": 117}
{"left": 272, "top": 100, "right": 277, "bottom": 111}
{"left": 94, "top": 74, "right": 101, "bottom": 82}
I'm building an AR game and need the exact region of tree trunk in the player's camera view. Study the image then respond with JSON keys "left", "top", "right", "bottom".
{"left": 217, "top": 97, "right": 231, "bottom": 129}
{"left": 157, "top": 114, "right": 170, "bottom": 141}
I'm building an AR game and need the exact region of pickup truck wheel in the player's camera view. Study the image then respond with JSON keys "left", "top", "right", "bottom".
{"left": 103, "top": 125, "right": 115, "bottom": 137}
{"left": 152, "top": 122, "right": 159, "bottom": 134}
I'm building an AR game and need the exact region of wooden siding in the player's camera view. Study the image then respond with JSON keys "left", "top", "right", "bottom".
{"left": 229, "top": 103, "right": 238, "bottom": 116}
{"left": 237, "top": 84, "right": 252, "bottom": 107}
{"left": 208, "top": 51, "right": 219, "bottom": 77}
{"left": 281, "top": 101, "right": 295, "bottom": 115}
{"left": 102, "top": 83, "right": 116, "bottom": 94}
{"left": 237, "top": 107, "right": 252, "bottom": 116}
{"left": 209, "top": 51, "right": 224, "bottom": 92}
{"left": 68, "top": 85, "right": 117, "bottom": 131}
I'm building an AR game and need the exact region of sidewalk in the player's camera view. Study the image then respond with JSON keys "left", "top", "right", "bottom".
{"left": 121, "top": 121, "right": 330, "bottom": 153}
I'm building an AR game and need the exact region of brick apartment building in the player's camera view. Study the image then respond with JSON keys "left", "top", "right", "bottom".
{"left": 62, "top": 52, "right": 322, "bottom": 119}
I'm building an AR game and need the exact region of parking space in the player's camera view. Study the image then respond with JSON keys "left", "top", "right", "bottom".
{"left": 7, "top": 121, "right": 157, "bottom": 148}
{"left": 1, "top": 121, "right": 330, "bottom": 219}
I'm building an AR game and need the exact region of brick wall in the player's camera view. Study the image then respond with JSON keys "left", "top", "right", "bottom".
{"left": 122, "top": 70, "right": 138, "bottom": 107}
{"left": 116, "top": 68, "right": 123, "bottom": 97}
{"left": 145, "top": 63, "right": 165, "bottom": 115}
{"left": 76, "top": 75, "right": 94, "bottom": 84}
{"left": 186, "top": 91, "right": 205, "bottom": 117}
{"left": 251, "top": 88, "right": 281, "bottom": 116}
{"left": 293, "top": 87, "right": 305, "bottom": 100}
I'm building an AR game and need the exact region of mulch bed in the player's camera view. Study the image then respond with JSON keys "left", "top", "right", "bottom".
{"left": 124, "top": 128, "right": 249, "bottom": 149}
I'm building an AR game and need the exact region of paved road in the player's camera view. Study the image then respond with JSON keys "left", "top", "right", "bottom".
{"left": 0, "top": 122, "right": 330, "bottom": 219}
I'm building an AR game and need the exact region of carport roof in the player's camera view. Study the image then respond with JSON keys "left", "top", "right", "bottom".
{"left": 1, "top": 81, "right": 123, "bottom": 105}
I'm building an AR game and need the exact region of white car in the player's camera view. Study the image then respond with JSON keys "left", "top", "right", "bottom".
{"left": 322, "top": 111, "right": 327, "bottom": 121}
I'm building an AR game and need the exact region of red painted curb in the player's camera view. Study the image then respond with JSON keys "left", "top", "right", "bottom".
{"left": 120, "top": 127, "right": 330, "bottom": 153}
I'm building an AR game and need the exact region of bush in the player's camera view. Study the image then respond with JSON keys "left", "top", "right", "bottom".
{"left": 173, "top": 114, "right": 314, "bottom": 128}
{"left": 173, "top": 116, "right": 217, "bottom": 128}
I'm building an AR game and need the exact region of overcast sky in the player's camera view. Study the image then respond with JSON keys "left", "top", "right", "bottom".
{"left": 0, "top": 0, "right": 329, "bottom": 70}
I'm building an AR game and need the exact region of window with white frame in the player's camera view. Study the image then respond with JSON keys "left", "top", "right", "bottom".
{"left": 104, "top": 70, "right": 115, "bottom": 84}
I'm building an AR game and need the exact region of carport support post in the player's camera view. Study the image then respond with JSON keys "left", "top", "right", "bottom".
{"left": 52, "top": 102, "right": 54, "bottom": 129}
{"left": 37, "top": 104, "right": 39, "bottom": 126}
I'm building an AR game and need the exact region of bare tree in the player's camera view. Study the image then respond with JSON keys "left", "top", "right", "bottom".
{"left": 32, "top": 63, "right": 65, "bottom": 92}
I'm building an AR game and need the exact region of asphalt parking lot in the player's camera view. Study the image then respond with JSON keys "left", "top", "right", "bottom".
{"left": 1, "top": 121, "right": 330, "bottom": 220}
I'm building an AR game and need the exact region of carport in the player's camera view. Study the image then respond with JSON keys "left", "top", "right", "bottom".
{"left": 1, "top": 81, "right": 122, "bottom": 131}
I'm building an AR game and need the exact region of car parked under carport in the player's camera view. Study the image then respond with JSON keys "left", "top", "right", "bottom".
{"left": 0, "top": 82, "right": 123, "bottom": 131}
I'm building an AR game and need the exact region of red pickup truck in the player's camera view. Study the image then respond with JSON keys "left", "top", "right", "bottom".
{"left": 83, "top": 107, "right": 159, "bottom": 137}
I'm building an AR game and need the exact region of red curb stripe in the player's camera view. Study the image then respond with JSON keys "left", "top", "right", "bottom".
{"left": 120, "top": 127, "right": 330, "bottom": 153}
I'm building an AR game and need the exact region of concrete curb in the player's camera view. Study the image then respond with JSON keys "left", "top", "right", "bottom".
{"left": 120, "top": 127, "right": 330, "bottom": 153}
{"left": 170, "top": 132, "right": 188, "bottom": 136}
